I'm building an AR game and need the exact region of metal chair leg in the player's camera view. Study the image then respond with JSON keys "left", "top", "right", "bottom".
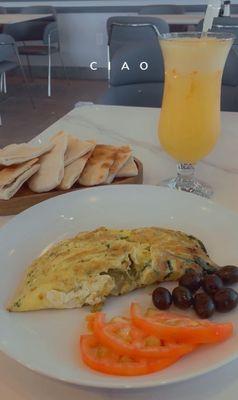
{"left": 58, "top": 52, "right": 70, "bottom": 84}
{"left": 23, "top": 42, "right": 33, "bottom": 81}
{"left": 14, "top": 47, "right": 35, "bottom": 109}
{"left": 0, "top": 74, "right": 3, "bottom": 93}
{"left": 48, "top": 48, "right": 51, "bottom": 97}
{"left": 3, "top": 72, "right": 7, "bottom": 94}
{"left": 26, "top": 55, "right": 34, "bottom": 81}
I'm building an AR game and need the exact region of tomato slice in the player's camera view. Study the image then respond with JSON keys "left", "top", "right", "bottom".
{"left": 80, "top": 334, "right": 179, "bottom": 376}
{"left": 130, "top": 303, "right": 233, "bottom": 344}
{"left": 91, "top": 312, "right": 196, "bottom": 359}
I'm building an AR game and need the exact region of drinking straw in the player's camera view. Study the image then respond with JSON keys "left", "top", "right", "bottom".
{"left": 203, "top": 0, "right": 222, "bottom": 33}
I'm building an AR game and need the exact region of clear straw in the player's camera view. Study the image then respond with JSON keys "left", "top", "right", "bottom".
{"left": 202, "top": 0, "right": 222, "bottom": 34}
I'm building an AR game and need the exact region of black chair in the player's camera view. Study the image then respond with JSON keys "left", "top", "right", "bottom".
{"left": 4, "top": 6, "right": 56, "bottom": 43}
{"left": 20, "top": 5, "right": 56, "bottom": 23}
{"left": 17, "top": 21, "right": 67, "bottom": 97}
{"left": 0, "top": 33, "right": 34, "bottom": 125}
{"left": 197, "top": 17, "right": 238, "bottom": 111}
{"left": 197, "top": 17, "right": 238, "bottom": 44}
{"left": 3, "top": 6, "right": 65, "bottom": 96}
{"left": 98, "top": 16, "right": 169, "bottom": 108}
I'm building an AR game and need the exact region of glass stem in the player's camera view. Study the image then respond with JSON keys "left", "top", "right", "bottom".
{"left": 176, "top": 163, "right": 195, "bottom": 191}
{"left": 177, "top": 163, "right": 195, "bottom": 181}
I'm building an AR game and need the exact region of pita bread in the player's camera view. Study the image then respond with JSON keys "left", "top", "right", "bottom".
{"left": 59, "top": 146, "right": 96, "bottom": 190}
{"left": 106, "top": 146, "right": 132, "bottom": 184}
{"left": 64, "top": 135, "right": 95, "bottom": 167}
{"left": 116, "top": 156, "right": 138, "bottom": 178}
{"left": 78, "top": 145, "right": 117, "bottom": 186}
{"left": 28, "top": 131, "right": 68, "bottom": 193}
{"left": 0, "top": 164, "right": 40, "bottom": 200}
{"left": 0, "top": 159, "right": 38, "bottom": 187}
{"left": 0, "top": 142, "right": 54, "bottom": 166}
{"left": 116, "top": 157, "right": 138, "bottom": 178}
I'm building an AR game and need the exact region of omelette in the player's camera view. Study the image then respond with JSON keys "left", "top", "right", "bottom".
{"left": 8, "top": 227, "right": 217, "bottom": 312}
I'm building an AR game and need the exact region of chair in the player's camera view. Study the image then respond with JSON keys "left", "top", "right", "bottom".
{"left": 20, "top": 5, "right": 57, "bottom": 85}
{"left": 197, "top": 17, "right": 238, "bottom": 44}
{"left": 4, "top": 6, "right": 56, "bottom": 43}
{"left": 20, "top": 5, "right": 57, "bottom": 22}
{"left": 16, "top": 21, "right": 67, "bottom": 97}
{"left": 98, "top": 16, "right": 169, "bottom": 108}
{"left": 0, "top": 33, "right": 34, "bottom": 125}
{"left": 3, "top": 6, "right": 64, "bottom": 96}
{"left": 197, "top": 17, "right": 238, "bottom": 111}
{"left": 138, "top": 5, "right": 185, "bottom": 15}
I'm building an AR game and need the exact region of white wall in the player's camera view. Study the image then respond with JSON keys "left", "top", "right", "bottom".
{"left": 57, "top": 13, "right": 134, "bottom": 68}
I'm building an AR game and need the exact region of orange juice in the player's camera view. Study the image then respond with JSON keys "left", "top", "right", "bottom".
{"left": 158, "top": 36, "right": 232, "bottom": 164}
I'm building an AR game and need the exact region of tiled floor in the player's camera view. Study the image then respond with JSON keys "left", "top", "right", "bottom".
{"left": 0, "top": 77, "right": 107, "bottom": 147}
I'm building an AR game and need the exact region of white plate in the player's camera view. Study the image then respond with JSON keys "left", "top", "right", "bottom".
{"left": 0, "top": 185, "right": 238, "bottom": 389}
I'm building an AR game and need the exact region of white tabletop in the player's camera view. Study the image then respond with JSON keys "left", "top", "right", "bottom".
{"left": 1, "top": 104, "right": 238, "bottom": 399}
{"left": 0, "top": 14, "right": 52, "bottom": 25}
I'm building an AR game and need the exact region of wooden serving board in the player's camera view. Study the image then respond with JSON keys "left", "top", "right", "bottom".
{"left": 0, "top": 159, "right": 143, "bottom": 216}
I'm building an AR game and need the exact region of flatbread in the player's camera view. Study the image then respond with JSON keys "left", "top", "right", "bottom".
{"left": 116, "top": 157, "right": 138, "bottom": 178}
{"left": 28, "top": 131, "right": 68, "bottom": 193}
{"left": 106, "top": 146, "right": 132, "bottom": 184}
{"left": 78, "top": 145, "right": 117, "bottom": 187}
{"left": 0, "top": 164, "right": 40, "bottom": 200}
{"left": 0, "top": 142, "right": 54, "bottom": 166}
{"left": 64, "top": 135, "right": 95, "bottom": 167}
{"left": 0, "top": 159, "right": 38, "bottom": 187}
{"left": 59, "top": 144, "right": 96, "bottom": 190}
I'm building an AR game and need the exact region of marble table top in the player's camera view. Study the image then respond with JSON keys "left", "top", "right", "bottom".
{"left": 1, "top": 104, "right": 238, "bottom": 399}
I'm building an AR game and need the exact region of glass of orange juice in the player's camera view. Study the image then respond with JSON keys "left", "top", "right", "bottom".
{"left": 158, "top": 32, "right": 233, "bottom": 198}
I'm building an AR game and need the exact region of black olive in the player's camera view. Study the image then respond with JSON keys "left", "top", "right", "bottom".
{"left": 217, "top": 266, "right": 238, "bottom": 285}
{"left": 202, "top": 274, "right": 223, "bottom": 295}
{"left": 193, "top": 292, "right": 215, "bottom": 319}
{"left": 172, "top": 286, "right": 193, "bottom": 310}
{"left": 152, "top": 287, "right": 172, "bottom": 310}
{"left": 213, "top": 288, "right": 238, "bottom": 312}
{"left": 179, "top": 271, "right": 202, "bottom": 293}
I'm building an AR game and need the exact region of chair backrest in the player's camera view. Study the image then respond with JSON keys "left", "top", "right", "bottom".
{"left": 107, "top": 16, "right": 169, "bottom": 56}
{"left": 4, "top": 7, "right": 58, "bottom": 42}
{"left": 139, "top": 4, "right": 185, "bottom": 15}
{"left": 107, "top": 16, "right": 169, "bottom": 86}
{"left": 0, "top": 33, "right": 15, "bottom": 63}
{"left": 4, "top": 21, "right": 45, "bottom": 41}
{"left": 196, "top": 18, "right": 238, "bottom": 87}
{"left": 43, "top": 22, "right": 59, "bottom": 45}
{"left": 197, "top": 17, "right": 238, "bottom": 44}
{"left": 0, "top": 6, "right": 7, "bottom": 14}
{"left": 20, "top": 6, "right": 57, "bottom": 20}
